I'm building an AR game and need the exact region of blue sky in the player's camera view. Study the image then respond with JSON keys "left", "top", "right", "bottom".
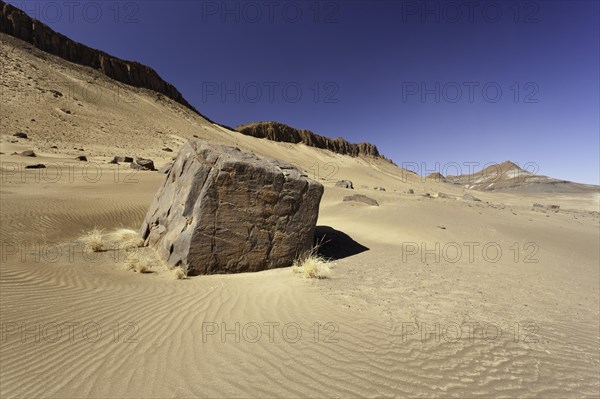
{"left": 9, "top": 0, "right": 599, "bottom": 184}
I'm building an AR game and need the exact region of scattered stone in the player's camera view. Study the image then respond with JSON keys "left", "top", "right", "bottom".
{"left": 406, "top": 189, "right": 414, "bottom": 194}
{"left": 462, "top": 193, "right": 481, "bottom": 202}
{"left": 343, "top": 194, "right": 379, "bottom": 206}
{"left": 17, "top": 150, "right": 36, "bottom": 157}
{"left": 111, "top": 156, "right": 133, "bottom": 163}
{"left": 13, "top": 132, "right": 28, "bottom": 139}
{"left": 78, "top": 148, "right": 84, "bottom": 151}
{"left": 423, "top": 193, "right": 432, "bottom": 198}
{"left": 193, "top": 134, "right": 199, "bottom": 138}
{"left": 50, "top": 89, "right": 63, "bottom": 98}
{"left": 335, "top": 180, "right": 354, "bottom": 189}
{"left": 374, "top": 187, "right": 386, "bottom": 191}
{"left": 50, "top": 145, "right": 58, "bottom": 149}
{"left": 140, "top": 141, "right": 324, "bottom": 275}
{"left": 157, "top": 162, "right": 173, "bottom": 174}
{"left": 162, "top": 147, "right": 173, "bottom": 152}
{"left": 26, "top": 164, "right": 45, "bottom": 169}
{"left": 437, "top": 225, "right": 446, "bottom": 230}
{"left": 532, "top": 203, "right": 560, "bottom": 213}
{"left": 133, "top": 158, "right": 155, "bottom": 171}
{"left": 77, "top": 155, "right": 87, "bottom": 162}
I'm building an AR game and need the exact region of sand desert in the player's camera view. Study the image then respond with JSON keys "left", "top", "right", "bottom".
{"left": 1, "top": 1, "right": 599, "bottom": 398}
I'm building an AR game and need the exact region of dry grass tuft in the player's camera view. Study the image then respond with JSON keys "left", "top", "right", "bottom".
{"left": 292, "top": 245, "right": 332, "bottom": 279}
{"left": 123, "top": 253, "right": 153, "bottom": 274}
{"left": 81, "top": 228, "right": 104, "bottom": 252}
{"left": 109, "top": 228, "right": 144, "bottom": 251}
{"left": 169, "top": 266, "right": 188, "bottom": 280}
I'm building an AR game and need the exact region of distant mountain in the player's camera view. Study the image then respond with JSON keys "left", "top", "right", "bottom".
{"left": 445, "top": 161, "right": 598, "bottom": 193}
{"left": 237, "top": 121, "right": 390, "bottom": 160}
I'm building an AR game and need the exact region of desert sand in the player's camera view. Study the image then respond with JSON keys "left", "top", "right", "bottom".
{"left": 1, "top": 32, "right": 599, "bottom": 398}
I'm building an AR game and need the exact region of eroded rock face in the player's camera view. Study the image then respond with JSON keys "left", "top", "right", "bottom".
{"left": 236, "top": 121, "right": 384, "bottom": 158}
{"left": 0, "top": 1, "right": 202, "bottom": 116}
{"left": 140, "top": 141, "right": 324, "bottom": 275}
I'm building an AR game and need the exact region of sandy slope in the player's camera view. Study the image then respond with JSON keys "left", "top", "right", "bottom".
{"left": 1, "top": 33, "right": 599, "bottom": 398}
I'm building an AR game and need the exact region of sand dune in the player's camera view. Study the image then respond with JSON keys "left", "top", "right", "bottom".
{"left": 1, "top": 30, "right": 599, "bottom": 398}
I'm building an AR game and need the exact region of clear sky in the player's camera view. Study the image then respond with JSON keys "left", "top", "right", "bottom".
{"left": 8, "top": 0, "right": 599, "bottom": 184}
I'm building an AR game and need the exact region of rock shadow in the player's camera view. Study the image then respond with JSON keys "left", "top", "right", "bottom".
{"left": 314, "top": 226, "right": 369, "bottom": 260}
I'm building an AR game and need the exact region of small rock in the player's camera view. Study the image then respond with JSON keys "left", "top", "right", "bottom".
{"left": 133, "top": 158, "right": 155, "bottom": 171}
{"left": 162, "top": 147, "right": 173, "bottom": 152}
{"left": 437, "top": 225, "right": 446, "bottom": 230}
{"left": 13, "top": 132, "right": 28, "bottom": 139}
{"left": 17, "top": 150, "right": 36, "bottom": 157}
{"left": 77, "top": 155, "right": 87, "bottom": 162}
{"left": 51, "top": 145, "right": 58, "bottom": 149}
{"left": 343, "top": 194, "right": 379, "bottom": 206}
{"left": 374, "top": 187, "right": 386, "bottom": 191}
{"left": 26, "top": 164, "right": 46, "bottom": 169}
{"left": 111, "top": 156, "right": 134, "bottom": 163}
{"left": 462, "top": 193, "right": 481, "bottom": 202}
{"left": 406, "top": 189, "right": 414, "bottom": 194}
{"left": 335, "top": 180, "right": 354, "bottom": 189}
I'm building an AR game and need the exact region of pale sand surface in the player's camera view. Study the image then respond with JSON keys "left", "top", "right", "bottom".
{"left": 1, "top": 33, "right": 599, "bottom": 397}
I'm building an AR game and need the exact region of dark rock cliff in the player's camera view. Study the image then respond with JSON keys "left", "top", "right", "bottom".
{"left": 0, "top": 0, "right": 204, "bottom": 117}
{"left": 237, "top": 121, "right": 385, "bottom": 159}
{"left": 1, "top": 2, "right": 390, "bottom": 161}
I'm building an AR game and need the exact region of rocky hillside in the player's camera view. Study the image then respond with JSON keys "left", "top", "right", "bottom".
{"left": 446, "top": 161, "right": 598, "bottom": 193}
{"left": 237, "top": 121, "right": 387, "bottom": 159}
{"left": 0, "top": 0, "right": 208, "bottom": 119}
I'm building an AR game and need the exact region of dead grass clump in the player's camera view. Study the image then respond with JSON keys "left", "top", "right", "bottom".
{"left": 292, "top": 246, "right": 332, "bottom": 279}
{"left": 169, "top": 266, "right": 188, "bottom": 280}
{"left": 81, "top": 228, "right": 104, "bottom": 252}
{"left": 110, "top": 228, "right": 144, "bottom": 251}
{"left": 123, "top": 254, "right": 153, "bottom": 274}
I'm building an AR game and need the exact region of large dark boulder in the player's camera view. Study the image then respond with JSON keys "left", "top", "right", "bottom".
{"left": 140, "top": 141, "right": 324, "bottom": 275}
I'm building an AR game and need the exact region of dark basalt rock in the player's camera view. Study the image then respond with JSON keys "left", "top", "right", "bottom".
{"left": 236, "top": 121, "right": 387, "bottom": 159}
{"left": 0, "top": 1, "right": 207, "bottom": 118}
{"left": 140, "top": 140, "right": 324, "bottom": 275}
